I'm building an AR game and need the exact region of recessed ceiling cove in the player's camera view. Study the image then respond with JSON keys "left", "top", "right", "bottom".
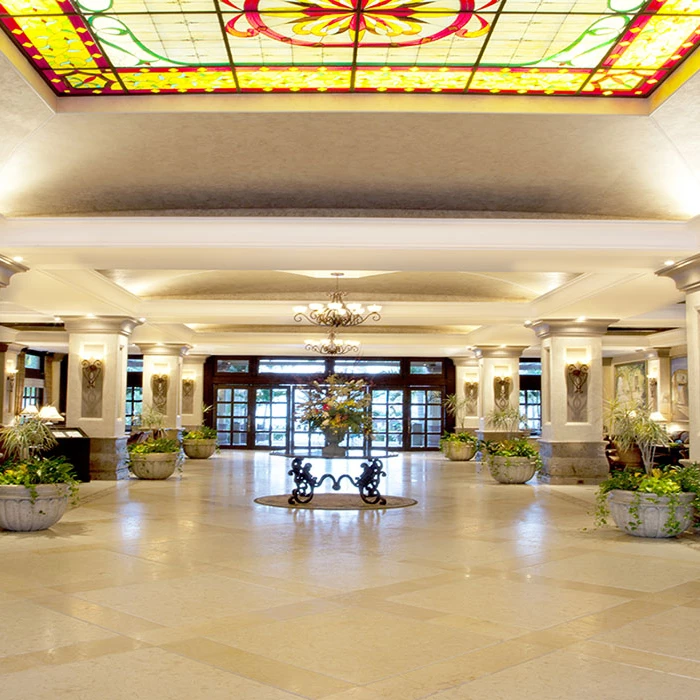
{"left": 1, "top": 0, "right": 699, "bottom": 96}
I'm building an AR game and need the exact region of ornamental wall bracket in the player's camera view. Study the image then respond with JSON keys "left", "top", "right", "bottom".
{"left": 151, "top": 374, "right": 170, "bottom": 413}
{"left": 81, "top": 358, "right": 104, "bottom": 418}
{"left": 565, "top": 362, "right": 589, "bottom": 422}
{"left": 464, "top": 381, "right": 479, "bottom": 416}
{"left": 493, "top": 376, "right": 512, "bottom": 411}
{"left": 0, "top": 255, "right": 28, "bottom": 288}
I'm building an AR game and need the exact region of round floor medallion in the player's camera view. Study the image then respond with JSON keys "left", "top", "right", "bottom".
{"left": 254, "top": 493, "right": 417, "bottom": 510}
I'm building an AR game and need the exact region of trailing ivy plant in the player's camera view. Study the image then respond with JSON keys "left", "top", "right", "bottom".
{"left": 595, "top": 465, "right": 700, "bottom": 536}
{"left": 482, "top": 437, "right": 543, "bottom": 472}
{"left": 0, "top": 456, "right": 79, "bottom": 504}
{"left": 440, "top": 430, "right": 479, "bottom": 446}
{"left": 183, "top": 426, "right": 217, "bottom": 440}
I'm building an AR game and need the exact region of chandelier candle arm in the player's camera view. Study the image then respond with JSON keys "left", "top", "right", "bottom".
{"left": 293, "top": 273, "right": 382, "bottom": 328}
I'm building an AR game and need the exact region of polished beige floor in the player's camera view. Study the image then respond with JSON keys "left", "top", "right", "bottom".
{"left": 2, "top": 452, "right": 700, "bottom": 699}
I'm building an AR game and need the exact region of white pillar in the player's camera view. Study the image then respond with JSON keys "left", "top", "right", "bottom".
{"left": 138, "top": 344, "right": 191, "bottom": 430}
{"left": 531, "top": 319, "right": 616, "bottom": 484}
{"left": 0, "top": 341, "right": 24, "bottom": 425}
{"left": 181, "top": 354, "right": 209, "bottom": 429}
{"left": 64, "top": 316, "right": 140, "bottom": 479}
{"left": 657, "top": 257, "right": 700, "bottom": 460}
{"left": 475, "top": 346, "right": 526, "bottom": 438}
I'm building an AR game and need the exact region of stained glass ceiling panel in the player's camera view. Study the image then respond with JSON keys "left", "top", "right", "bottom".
{"left": 1, "top": 0, "right": 699, "bottom": 95}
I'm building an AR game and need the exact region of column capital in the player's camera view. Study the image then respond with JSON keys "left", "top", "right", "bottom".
{"left": 656, "top": 254, "right": 700, "bottom": 293}
{"left": 475, "top": 346, "right": 527, "bottom": 360}
{"left": 0, "top": 255, "right": 28, "bottom": 288}
{"left": 0, "top": 342, "right": 25, "bottom": 354}
{"left": 63, "top": 316, "right": 142, "bottom": 336}
{"left": 530, "top": 319, "right": 617, "bottom": 339}
{"left": 654, "top": 347, "right": 672, "bottom": 358}
{"left": 451, "top": 357, "right": 479, "bottom": 367}
{"left": 183, "top": 353, "right": 211, "bottom": 364}
{"left": 138, "top": 343, "right": 192, "bottom": 357}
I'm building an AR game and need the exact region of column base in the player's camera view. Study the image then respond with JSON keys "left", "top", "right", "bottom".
{"left": 539, "top": 440, "right": 609, "bottom": 484}
{"left": 89, "top": 437, "right": 130, "bottom": 480}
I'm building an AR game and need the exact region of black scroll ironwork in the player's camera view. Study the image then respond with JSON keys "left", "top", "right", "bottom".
{"left": 287, "top": 456, "right": 387, "bottom": 505}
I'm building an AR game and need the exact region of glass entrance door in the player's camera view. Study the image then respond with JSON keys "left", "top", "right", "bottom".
{"left": 254, "top": 387, "right": 289, "bottom": 449}
{"left": 215, "top": 386, "right": 250, "bottom": 447}
{"left": 409, "top": 388, "right": 443, "bottom": 448}
{"left": 371, "top": 389, "right": 404, "bottom": 450}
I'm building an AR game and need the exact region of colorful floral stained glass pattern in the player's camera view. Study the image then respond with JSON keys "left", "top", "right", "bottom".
{"left": 1, "top": 0, "right": 699, "bottom": 95}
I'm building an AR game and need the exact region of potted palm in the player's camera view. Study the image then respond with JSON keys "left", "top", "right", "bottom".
{"left": 483, "top": 437, "right": 542, "bottom": 484}
{"left": 597, "top": 401, "right": 696, "bottom": 537}
{"left": 440, "top": 431, "right": 479, "bottom": 461}
{"left": 128, "top": 405, "right": 182, "bottom": 480}
{"left": 0, "top": 417, "right": 78, "bottom": 531}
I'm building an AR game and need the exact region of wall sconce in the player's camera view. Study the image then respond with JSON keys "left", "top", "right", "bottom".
{"left": 566, "top": 362, "right": 589, "bottom": 394}
{"left": 493, "top": 375, "right": 512, "bottom": 411}
{"left": 182, "top": 377, "right": 195, "bottom": 414}
{"left": 151, "top": 373, "right": 170, "bottom": 413}
{"left": 81, "top": 358, "right": 103, "bottom": 389}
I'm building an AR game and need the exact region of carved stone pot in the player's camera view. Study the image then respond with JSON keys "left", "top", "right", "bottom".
{"left": 443, "top": 442, "right": 477, "bottom": 462}
{"left": 322, "top": 430, "right": 347, "bottom": 458}
{"left": 182, "top": 439, "right": 217, "bottom": 460}
{"left": 607, "top": 490, "right": 695, "bottom": 538}
{"left": 130, "top": 453, "right": 179, "bottom": 480}
{"left": 488, "top": 456, "right": 537, "bottom": 484}
{"left": 0, "top": 484, "right": 70, "bottom": 531}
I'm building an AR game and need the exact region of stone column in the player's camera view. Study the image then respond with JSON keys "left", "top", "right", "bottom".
{"left": 451, "top": 357, "right": 480, "bottom": 431}
{"left": 138, "top": 344, "right": 191, "bottom": 431}
{"left": 0, "top": 340, "right": 24, "bottom": 425}
{"left": 181, "top": 354, "right": 209, "bottom": 430}
{"left": 657, "top": 256, "right": 700, "bottom": 460}
{"left": 475, "top": 346, "right": 527, "bottom": 439}
{"left": 531, "top": 319, "right": 616, "bottom": 484}
{"left": 65, "top": 316, "right": 140, "bottom": 480}
{"left": 649, "top": 348, "right": 672, "bottom": 421}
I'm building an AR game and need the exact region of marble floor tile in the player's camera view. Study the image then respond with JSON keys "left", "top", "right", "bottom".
{"left": 2, "top": 451, "right": 700, "bottom": 699}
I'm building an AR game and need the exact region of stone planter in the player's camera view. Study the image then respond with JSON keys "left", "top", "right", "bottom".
{"left": 0, "top": 484, "right": 70, "bottom": 531}
{"left": 607, "top": 489, "right": 695, "bottom": 538}
{"left": 322, "top": 430, "right": 347, "bottom": 458}
{"left": 443, "top": 442, "right": 477, "bottom": 462}
{"left": 182, "top": 439, "right": 217, "bottom": 460}
{"left": 488, "top": 456, "right": 537, "bottom": 484}
{"left": 129, "top": 453, "right": 179, "bottom": 480}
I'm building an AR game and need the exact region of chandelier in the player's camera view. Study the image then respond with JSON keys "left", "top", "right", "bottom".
{"left": 305, "top": 330, "right": 360, "bottom": 356}
{"left": 293, "top": 272, "right": 382, "bottom": 328}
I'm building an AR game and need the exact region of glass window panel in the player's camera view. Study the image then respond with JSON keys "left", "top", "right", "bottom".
{"left": 259, "top": 358, "right": 325, "bottom": 374}
{"left": 427, "top": 390, "right": 442, "bottom": 403}
{"left": 388, "top": 405, "right": 403, "bottom": 419}
{"left": 410, "top": 361, "right": 443, "bottom": 375}
{"left": 233, "top": 389, "right": 248, "bottom": 401}
{"left": 216, "top": 418, "right": 230, "bottom": 430}
{"left": 271, "top": 419, "right": 286, "bottom": 431}
{"left": 232, "top": 433, "right": 247, "bottom": 445}
{"left": 24, "top": 354, "right": 41, "bottom": 370}
{"left": 388, "top": 390, "right": 403, "bottom": 403}
{"left": 334, "top": 360, "right": 400, "bottom": 374}
{"left": 520, "top": 362, "right": 542, "bottom": 375}
{"left": 372, "top": 390, "right": 388, "bottom": 402}
{"left": 217, "top": 432, "right": 231, "bottom": 445}
{"left": 373, "top": 435, "right": 387, "bottom": 446}
{"left": 411, "top": 390, "right": 425, "bottom": 402}
{"left": 232, "top": 404, "right": 246, "bottom": 416}
{"left": 372, "top": 405, "right": 387, "bottom": 417}
{"left": 389, "top": 420, "right": 403, "bottom": 432}
{"left": 426, "top": 419, "right": 442, "bottom": 432}
{"left": 411, "top": 435, "right": 425, "bottom": 448}
{"left": 127, "top": 358, "right": 144, "bottom": 372}
{"left": 427, "top": 434, "right": 441, "bottom": 448}
{"left": 233, "top": 419, "right": 247, "bottom": 431}
{"left": 217, "top": 388, "right": 232, "bottom": 402}
{"left": 255, "top": 433, "right": 270, "bottom": 446}
{"left": 411, "top": 405, "right": 426, "bottom": 419}
{"left": 373, "top": 420, "right": 387, "bottom": 432}
{"left": 256, "top": 388, "right": 271, "bottom": 402}
{"left": 389, "top": 434, "right": 403, "bottom": 447}
{"left": 218, "top": 403, "right": 232, "bottom": 416}
{"left": 255, "top": 418, "right": 271, "bottom": 430}
{"left": 217, "top": 359, "right": 249, "bottom": 373}
{"left": 427, "top": 405, "right": 441, "bottom": 418}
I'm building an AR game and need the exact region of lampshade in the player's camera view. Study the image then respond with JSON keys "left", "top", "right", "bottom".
{"left": 38, "top": 405, "right": 65, "bottom": 422}
{"left": 20, "top": 404, "right": 39, "bottom": 416}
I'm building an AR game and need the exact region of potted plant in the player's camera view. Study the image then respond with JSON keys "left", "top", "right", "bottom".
{"left": 0, "top": 417, "right": 79, "bottom": 531}
{"left": 596, "top": 464, "right": 700, "bottom": 538}
{"left": 297, "top": 374, "right": 373, "bottom": 457}
{"left": 483, "top": 437, "right": 542, "bottom": 484}
{"left": 440, "top": 431, "right": 479, "bottom": 461}
{"left": 128, "top": 405, "right": 182, "bottom": 479}
{"left": 597, "top": 401, "right": 696, "bottom": 537}
{"left": 486, "top": 407, "right": 530, "bottom": 436}
{"left": 182, "top": 425, "right": 218, "bottom": 459}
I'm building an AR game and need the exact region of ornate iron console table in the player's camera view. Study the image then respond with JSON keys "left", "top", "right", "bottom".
{"left": 270, "top": 451, "right": 397, "bottom": 506}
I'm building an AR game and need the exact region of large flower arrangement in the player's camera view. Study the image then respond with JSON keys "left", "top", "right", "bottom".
{"left": 297, "top": 374, "right": 373, "bottom": 437}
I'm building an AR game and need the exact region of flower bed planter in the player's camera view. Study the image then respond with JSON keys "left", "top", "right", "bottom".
{"left": 607, "top": 489, "right": 695, "bottom": 538}
{"left": 443, "top": 442, "right": 477, "bottom": 462}
{"left": 182, "top": 439, "right": 217, "bottom": 460}
{"left": 488, "top": 456, "right": 537, "bottom": 484}
{"left": 0, "top": 484, "right": 70, "bottom": 531}
{"left": 130, "top": 453, "right": 179, "bottom": 480}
